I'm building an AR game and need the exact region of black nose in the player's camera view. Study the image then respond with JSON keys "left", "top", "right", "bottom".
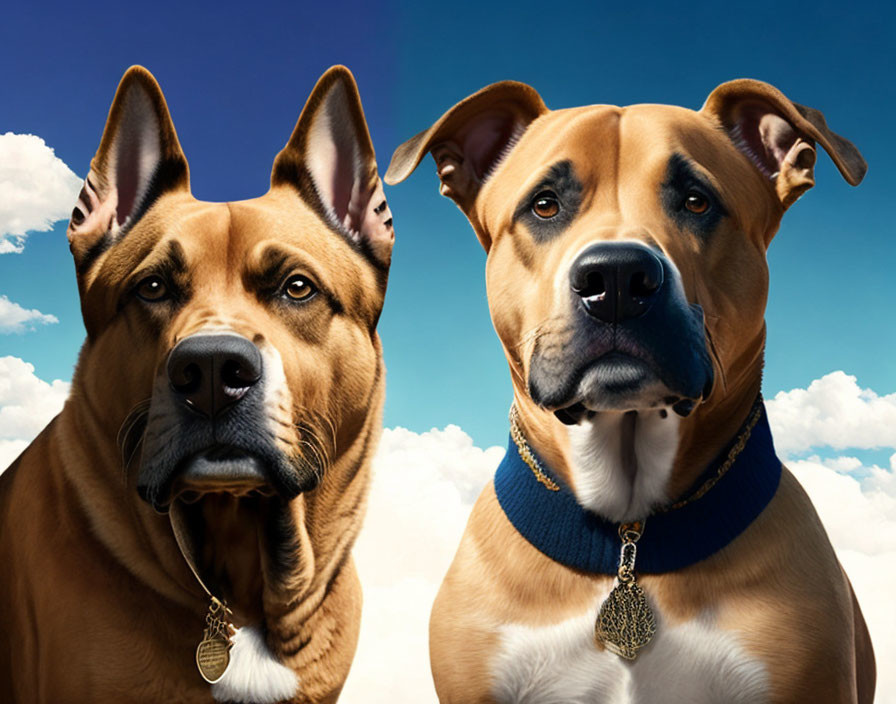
{"left": 569, "top": 242, "right": 665, "bottom": 323}
{"left": 166, "top": 334, "right": 263, "bottom": 418}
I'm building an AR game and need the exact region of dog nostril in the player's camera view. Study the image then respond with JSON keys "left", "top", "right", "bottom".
{"left": 629, "top": 270, "right": 661, "bottom": 299}
{"left": 221, "top": 360, "right": 260, "bottom": 390}
{"left": 576, "top": 271, "right": 606, "bottom": 298}
{"left": 171, "top": 362, "right": 202, "bottom": 394}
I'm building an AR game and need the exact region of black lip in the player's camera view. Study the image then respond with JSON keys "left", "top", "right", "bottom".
{"left": 529, "top": 348, "right": 660, "bottom": 412}
{"left": 546, "top": 352, "right": 659, "bottom": 424}
{"left": 140, "top": 445, "right": 273, "bottom": 512}
{"left": 174, "top": 447, "right": 269, "bottom": 491}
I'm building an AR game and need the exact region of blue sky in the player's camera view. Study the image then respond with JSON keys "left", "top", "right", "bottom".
{"left": 1, "top": 0, "right": 893, "bottom": 449}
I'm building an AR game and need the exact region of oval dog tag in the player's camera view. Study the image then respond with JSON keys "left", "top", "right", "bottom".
{"left": 196, "top": 635, "right": 231, "bottom": 684}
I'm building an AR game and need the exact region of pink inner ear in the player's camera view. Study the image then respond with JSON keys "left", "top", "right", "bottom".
{"left": 110, "top": 85, "right": 163, "bottom": 228}
{"left": 758, "top": 113, "right": 800, "bottom": 171}
{"left": 305, "top": 81, "right": 370, "bottom": 238}
{"left": 460, "top": 111, "right": 521, "bottom": 180}
{"left": 116, "top": 137, "right": 141, "bottom": 225}
{"left": 731, "top": 103, "right": 800, "bottom": 179}
{"left": 327, "top": 139, "right": 356, "bottom": 230}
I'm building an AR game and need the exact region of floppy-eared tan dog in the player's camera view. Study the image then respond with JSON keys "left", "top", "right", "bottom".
{"left": 0, "top": 65, "right": 394, "bottom": 703}
{"left": 387, "top": 80, "right": 874, "bottom": 702}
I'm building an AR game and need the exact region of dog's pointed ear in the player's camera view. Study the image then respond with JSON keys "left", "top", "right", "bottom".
{"left": 67, "top": 66, "right": 189, "bottom": 269}
{"left": 385, "top": 81, "right": 547, "bottom": 247}
{"left": 702, "top": 79, "right": 866, "bottom": 209}
{"left": 272, "top": 66, "right": 393, "bottom": 263}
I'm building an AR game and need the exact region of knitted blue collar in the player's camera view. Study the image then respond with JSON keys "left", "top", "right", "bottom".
{"left": 494, "top": 400, "right": 782, "bottom": 574}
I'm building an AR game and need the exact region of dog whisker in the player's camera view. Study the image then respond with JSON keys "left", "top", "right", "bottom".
{"left": 297, "top": 440, "right": 326, "bottom": 484}
{"left": 116, "top": 398, "right": 151, "bottom": 449}
{"left": 292, "top": 413, "right": 334, "bottom": 482}
{"left": 117, "top": 398, "right": 152, "bottom": 479}
{"left": 294, "top": 425, "right": 328, "bottom": 470}
{"left": 512, "top": 315, "right": 570, "bottom": 355}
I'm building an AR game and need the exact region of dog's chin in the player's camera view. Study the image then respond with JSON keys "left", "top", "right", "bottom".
{"left": 542, "top": 353, "right": 703, "bottom": 425}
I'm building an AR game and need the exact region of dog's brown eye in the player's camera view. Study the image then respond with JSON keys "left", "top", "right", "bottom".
{"left": 684, "top": 192, "right": 709, "bottom": 214}
{"left": 284, "top": 275, "right": 317, "bottom": 301}
{"left": 532, "top": 192, "right": 560, "bottom": 219}
{"left": 135, "top": 275, "right": 169, "bottom": 302}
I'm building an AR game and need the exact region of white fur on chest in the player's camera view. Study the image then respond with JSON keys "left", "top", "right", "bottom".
{"left": 491, "top": 592, "right": 769, "bottom": 704}
{"left": 211, "top": 625, "right": 298, "bottom": 704}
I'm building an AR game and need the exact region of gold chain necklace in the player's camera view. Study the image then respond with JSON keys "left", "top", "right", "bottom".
{"left": 507, "top": 399, "right": 762, "bottom": 659}
{"left": 170, "top": 506, "right": 236, "bottom": 684}
{"left": 509, "top": 405, "right": 560, "bottom": 491}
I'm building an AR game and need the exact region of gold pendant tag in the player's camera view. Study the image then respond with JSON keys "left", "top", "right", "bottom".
{"left": 595, "top": 580, "right": 657, "bottom": 659}
{"left": 196, "top": 634, "right": 231, "bottom": 683}
{"left": 595, "top": 521, "right": 656, "bottom": 660}
{"left": 196, "top": 596, "right": 234, "bottom": 684}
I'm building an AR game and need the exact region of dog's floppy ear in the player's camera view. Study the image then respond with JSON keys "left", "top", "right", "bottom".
{"left": 385, "top": 81, "right": 547, "bottom": 248}
{"left": 702, "top": 79, "right": 866, "bottom": 209}
{"left": 67, "top": 66, "right": 189, "bottom": 271}
{"left": 272, "top": 66, "right": 393, "bottom": 264}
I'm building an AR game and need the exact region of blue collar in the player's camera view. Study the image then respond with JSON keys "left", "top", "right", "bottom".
{"left": 494, "top": 401, "right": 782, "bottom": 574}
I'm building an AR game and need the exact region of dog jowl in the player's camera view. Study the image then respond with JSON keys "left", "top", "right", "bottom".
{"left": 388, "top": 81, "right": 873, "bottom": 702}
{"left": 0, "top": 66, "right": 392, "bottom": 703}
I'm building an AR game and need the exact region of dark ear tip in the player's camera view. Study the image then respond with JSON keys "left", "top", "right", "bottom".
{"left": 318, "top": 64, "right": 359, "bottom": 92}
{"left": 108, "top": 66, "right": 173, "bottom": 135}
{"left": 323, "top": 64, "right": 353, "bottom": 78}
{"left": 113, "top": 66, "right": 170, "bottom": 121}
{"left": 302, "top": 65, "right": 365, "bottom": 126}
{"left": 122, "top": 64, "right": 154, "bottom": 78}
{"left": 119, "top": 65, "right": 163, "bottom": 93}
{"left": 846, "top": 154, "right": 868, "bottom": 186}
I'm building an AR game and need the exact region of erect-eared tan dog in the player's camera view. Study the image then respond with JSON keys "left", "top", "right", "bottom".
{"left": 0, "top": 65, "right": 393, "bottom": 703}
{"left": 387, "top": 80, "right": 875, "bottom": 702}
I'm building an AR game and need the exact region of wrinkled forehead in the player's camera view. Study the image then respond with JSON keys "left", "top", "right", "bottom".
{"left": 90, "top": 196, "right": 227, "bottom": 279}
{"left": 226, "top": 190, "right": 374, "bottom": 273}
{"left": 99, "top": 190, "right": 377, "bottom": 295}
{"left": 483, "top": 103, "right": 753, "bottom": 205}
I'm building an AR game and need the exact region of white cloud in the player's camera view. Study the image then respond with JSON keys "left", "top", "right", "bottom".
{"left": 0, "top": 356, "right": 69, "bottom": 469}
{"left": 342, "top": 426, "right": 503, "bottom": 703}
{"left": 0, "top": 439, "right": 28, "bottom": 471}
{"left": 766, "top": 371, "right": 896, "bottom": 454}
{"left": 0, "top": 295, "right": 58, "bottom": 333}
{"left": 0, "top": 132, "right": 81, "bottom": 253}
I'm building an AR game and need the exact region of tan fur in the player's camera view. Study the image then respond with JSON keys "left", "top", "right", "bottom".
{"left": 389, "top": 81, "right": 874, "bottom": 702}
{"left": 0, "top": 65, "right": 392, "bottom": 702}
